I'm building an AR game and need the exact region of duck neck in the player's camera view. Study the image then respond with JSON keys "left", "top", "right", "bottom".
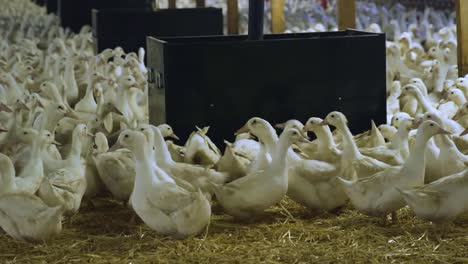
{"left": 67, "top": 132, "right": 83, "bottom": 167}
{"left": 133, "top": 145, "right": 158, "bottom": 192}
{"left": 316, "top": 126, "right": 337, "bottom": 152}
{"left": 152, "top": 129, "right": 175, "bottom": 166}
{"left": 260, "top": 126, "right": 279, "bottom": 155}
{"left": 19, "top": 138, "right": 44, "bottom": 183}
{"left": 454, "top": 95, "right": 466, "bottom": 107}
{"left": 0, "top": 156, "right": 16, "bottom": 193}
{"left": 128, "top": 92, "right": 142, "bottom": 119}
{"left": 389, "top": 126, "right": 410, "bottom": 151}
{"left": 270, "top": 135, "right": 291, "bottom": 176}
{"left": 338, "top": 123, "right": 361, "bottom": 159}
{"left": 401, "top": 130, "right": 432, "bottom": 179}
{"left": 414, "top": 90, "right": 436, "bottom": 112}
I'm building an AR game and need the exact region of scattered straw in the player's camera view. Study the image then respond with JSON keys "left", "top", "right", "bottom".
{"left": 1, "top": 197, "right": 468, "bottom": 263}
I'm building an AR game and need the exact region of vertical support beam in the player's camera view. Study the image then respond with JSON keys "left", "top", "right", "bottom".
{"left": 168, "top": 0, "right": 176, "bottom": 8}
{"left": 271, "top": 0, "right": 285, "bottom": 33}
{"left": 227, "top": 0, "right": 239, "bottom": 35}
{"left": 457, "top": 0, "right": 468, "bottom": 76}
{"left": 195, "top": 0, "right": 205, "bottom": 7}
{"left": 337, "top": 0, "right": 356, "bottom": 30}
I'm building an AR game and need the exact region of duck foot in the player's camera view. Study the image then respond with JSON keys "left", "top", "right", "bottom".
{"left": 377, "top": 215, "right": 390, "bottom": 226}
{"left": 83, "top": 198, "right": 96, "bottom": 210}
{"left": 328, "top": 205, "right": 346, "bottom": 215}
{"left": 129, "top": 213, "right": 139, "bottom": 225}
{"left": 391, "top": 211, "right": 399, "bottom": 224}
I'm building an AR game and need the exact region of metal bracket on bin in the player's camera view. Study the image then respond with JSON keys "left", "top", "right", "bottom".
{"left": 148, "top": 68, "right": 164, "bottom": 95}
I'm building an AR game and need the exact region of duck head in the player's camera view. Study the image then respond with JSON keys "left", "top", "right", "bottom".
{"left": 117, "top": 130, "right": 147, "bottom": 152}
{"left": 157, "top": 124, "right": 179, "bottom": 140}
{"left": 322, "top": 111, "right": 348, "bottom": 129}
{"left": 391, "top": 112, "right": 412, "bottom": 128}
{"left": 280, "top": 128, "right": 310, "bottom": 145}
{"left": 92, "top": 132, "right": 109, "bottom": 154}
{"left": 235, "top": 117, "right": 276, "bottom": 141}
{"left": 418, "top": 120, "right": 451, "bottom": 137}
{"left": 303, "top": 117, "right": 326, "bottom": 133}
{"left": 274, "top": 119, "right": 304, "bottom": 131}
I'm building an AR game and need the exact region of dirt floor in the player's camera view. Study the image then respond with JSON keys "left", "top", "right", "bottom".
{"left": 1, "top": 197, "right": 468, "bottom": 264}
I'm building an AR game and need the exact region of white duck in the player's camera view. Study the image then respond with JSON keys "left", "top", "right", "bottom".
{"left": 184, "top": 126, "right": 221, "bottom": 166}
{"left": 0, "top": 190, "right": 65, "bottom": 242}
{"left": 141, "top": 124, "right": 228, "bottom": 192}
{"left": 398, "top": 169, "right": 468, "bottom": 223}
{"left": 323, "top": 112, "right": 391, "bottom": 180}
{"left": 338, "top": 121, "right": 450, "bottom": 223}
{"left": 119, "top": 130, "right": 211, "bottom": 239}
{"left": 93, "top": 132, "right": 135, "bottom": 203}
{"left": 359, "top": 118, "right": 415, "bottom": 166}
{"left": 38, "top": 124, "right": 89, "bottom": 214}
{"left": 302, "top": 117, "right": 341, "bottom": 163}
{"left": 210, "top": 128, "right": 308, "bottom": 219}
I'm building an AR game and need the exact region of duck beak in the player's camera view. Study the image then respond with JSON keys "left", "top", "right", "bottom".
{"left": 302, "top": 124, "right": 312, "bottom": 133}
{"left": 234, "top": 125, "right": 249, "bottom": 136}
{"left": 19, "top": 102, "right": 30, "bottom": 111}
{"left": 170, "top": 133, "right": 180, "bottom": 141}
{"left": 437, "top": 127, "right": 451, "bottom": 135}
{"left": 110, "top": 105, "right": 124, "bottom": 116}
{"left": 0, "top": 103, "right": 12, "bottom": 113}
{"left": 461, "top": 128, "right": 468, "bottom": 137}
{"left": 410, "top": 119, "right": 422, "bottom": 130}
{"left": 319, "top": 120, "right": 329, "bottom": 126}
{"left": 453, "top": 109, "right": 463, "bottom": 120}
{"left": 87, "top": 132, "right": 94, "bottom": 137}
{"left": 274, "top": 123, "right": 286, "bottom": 129}
{"left": 108, "top": 142, "right": 122, "bottom": 151}
{"left": 0, "top": 127, "right": 8, "bottom": 133}
{"left": 53, "top": 140, "right": 62, "bottom": 146}
{"left": 64, "top": 110, "right": 79, "bottom": 119}
{"left": 298, "top": 135, "right": 311, "bottom": 144}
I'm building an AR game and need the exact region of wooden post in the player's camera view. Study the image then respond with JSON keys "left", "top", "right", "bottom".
{"left": 196, "top": 0, "right": 205, "bottom": 7}
{"left": 168, "top": 0, "right": 176, "bottom": 8}
{"left": 457, "top": 0, "right": 468, "bottom": 76}
{"left": 336, "top": 0, "right": 356, "bottom": 30}
{"left": 271, "top": 0, "right": 285, "bottom": 33}
{"left": 227, "top": 0, "right": 239, "bottom": 35}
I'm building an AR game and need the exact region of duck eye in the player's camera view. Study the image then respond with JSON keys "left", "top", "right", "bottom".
{"left": 124, "top": 134, "right": 129, "bottom": 138}
{"left": 95, "top": 118, "right": 98, "bottom": 122}
{"left": 331, "top": 115, "right": 335, "bottom": 118}
{"left": 23, "top": 132, "right": 28, "bottom": 135}
{"left": 167, "top": 127, "right": 170, "bottom": 130}
{"left": 252, "top": 120, "right": 257, "bottom": 124}
{"left": 93, "top": 144, "right": 97, "bottom": 149}
{"left": 430, "top": 124, "right": 434, "bottom": 127}
{"left": 140, "top": 128, "right": 145, "bottom": 131}
{"left": 451, "top": 92, "right": 454, "bottom": 94}
{"left": 427, "top": 115, "right": 432, "bottom": 118}
{"left": 58, "top": 106, "right": 64, "bottom": 110}
{"left": 396, "top": 118, "right": 399, "bottom": 121}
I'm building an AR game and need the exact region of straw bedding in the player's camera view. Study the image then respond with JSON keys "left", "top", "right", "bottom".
{"left": 1, "top": 196, "right": 468, "bottom": 263}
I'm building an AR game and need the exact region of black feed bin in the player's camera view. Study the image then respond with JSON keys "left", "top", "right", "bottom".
{"left": 58, "top": 0, "right": 151, "bottom": 33}
{"left": 45, "top": 0, "right": 58, "bottom": 14}
{"left": 146, "top": 1, "right": 386, "bottom": 145}
{"left": 92, "top": 8, "right": 223, "bottom": 54}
